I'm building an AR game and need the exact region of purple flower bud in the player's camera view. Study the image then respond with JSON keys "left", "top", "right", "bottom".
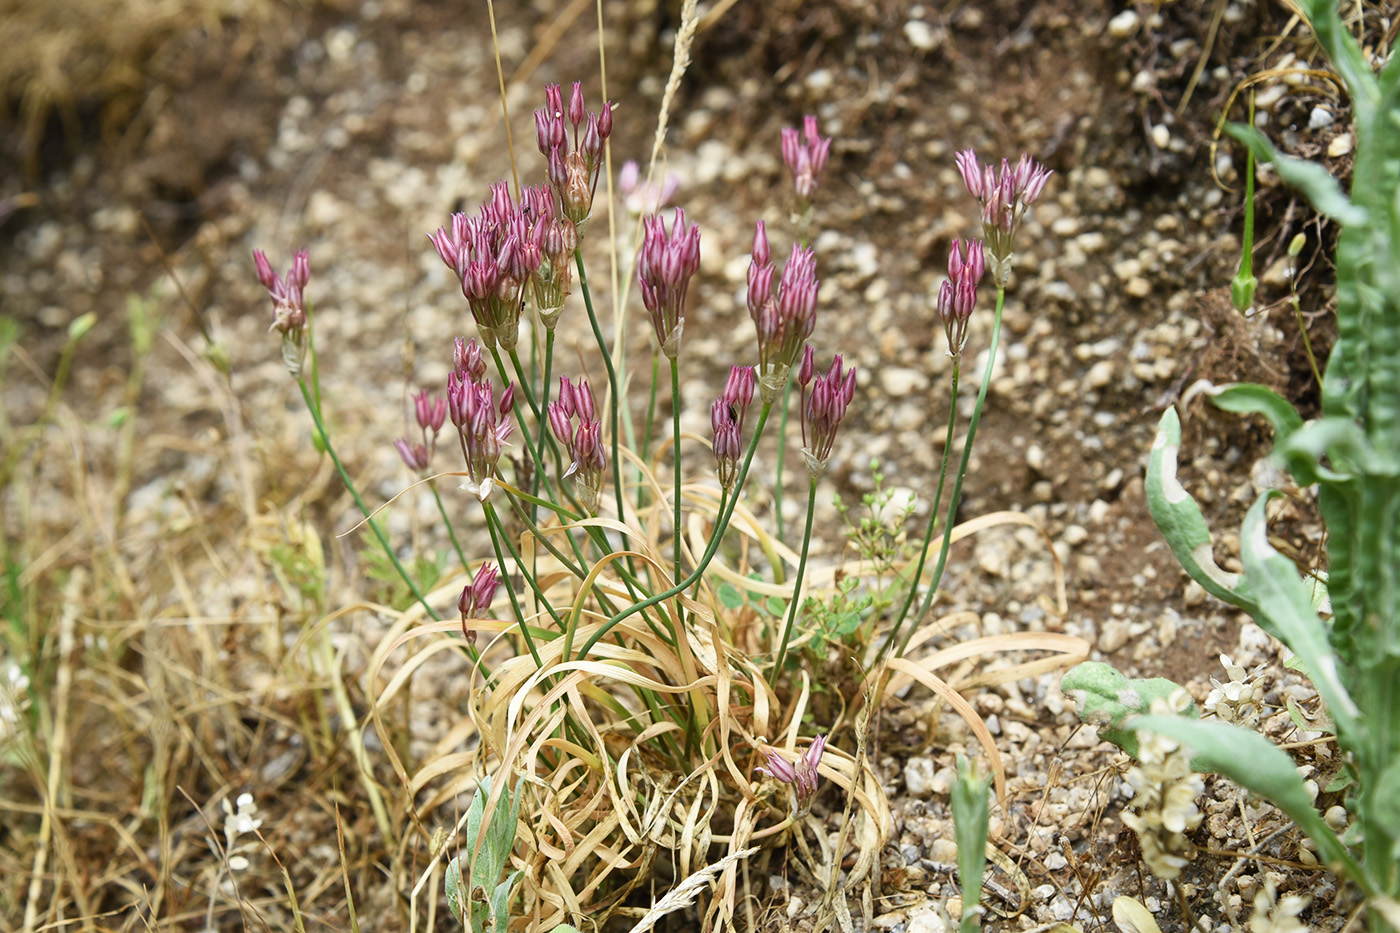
{"left": 545, "top": 83, "right": 563, "bottom": 119}
{"left": 550, "top": 376, "right": 607, "bottom": 512}
{"left": 755, "top": 735, "right": 828, "bottom": 816}
{"left": 568, "top": 81, "right": 586, "bottom": 128}
{"left": 782, "top": 116, "right": 832, "bottom": 202}
{"left": 499, "top": 383, "right": 515, "bottom": 416}
{"left": 799, "top": 353, "right": 855, "bottom": 477}
{"left": 534, "top": 108, "right": 551, "bottom": 154}
{"left": 394, "top": 438, "right": 431, "bottom": 472}
{"left": 252, "top": 248, "right": 312, "bottom": 374}
{"left": 751, "top": 220, "right": 771, "bottom": 268}
{"left": 798, "top": 343, "right": 815, "bottom": 388}
{"left": 414, "top": 390, "right": 448, "bottom": 433}
{"left": 253, "top": 249, "right": 278, "bottom": 289}
{"left": 637, "top": 208, "right": 701, "bottom": 358}
{"left": 954, "top": 148, "right": 983, "bottom": 199}
{"left": 597, "top": 101, "right": 613, "bottom": 139}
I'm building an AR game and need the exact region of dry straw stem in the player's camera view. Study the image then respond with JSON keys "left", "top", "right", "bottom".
{"left": 369, "top": 537, "right": 888, "bottom": 929}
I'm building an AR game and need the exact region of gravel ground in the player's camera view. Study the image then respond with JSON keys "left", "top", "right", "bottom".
{"left": 1, "top": 0, "right": 1359, "bottom": 929}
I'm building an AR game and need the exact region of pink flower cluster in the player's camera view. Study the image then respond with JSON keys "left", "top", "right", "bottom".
{"left": 535, "top": 81, "right": 613, "bottom": 229}
{"left": 447, "top": 337, "right": 514, "bottom": 499}
{"left": 781, "top": 116, "right": 832, "bottom": 203}
{"left": 430, "top": 182, "right": 575, "bottom": 349}
{"left": 954, "top": 149, "right": 1051, "bottom": 284}
{"left": 457, "top": 562, "right": 502, "bottom": 646}
{"left": 747, "top": 222, "right": 820, "bottom": 399}
{"left": 394, "top": 389, "right": 448, "bottom": 473}
{"left": 710, "top": 366, "right": 756, "bottom": 491}
{"left": 637, "top": 208, "right": 702, "bottom": 359}
{"left": 548, "top": 376, "right": 608, "bottom": 513}
{"left": 756, "top": 734, "right": 828, "bottom": 816}
{"left": 938, "top": 238, "right": 986, "bottom": 358}
{"left": 797, "top": 346, "right": 856, "bottom": 478}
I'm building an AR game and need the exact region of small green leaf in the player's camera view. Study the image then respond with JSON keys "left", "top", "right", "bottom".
{"left": 1325, "top": 769, "right": 1356, "bottom": 793}
{"left": 1061, "top": 662, "right": 1195, "bottom": 760}
{"left": 1146, "top": 408, "right": 1259, "bottom": 611}
{"left": 717, "top": 584, "right": 744, "bottom": 610}
{"left": 1189, "top": 381, "right": 1303, "bottom": 439}
{"left": 445, "top": 856, "right": 467, "bottom": 926}
{"left": 1224, "top": 124, "right": 1367, "bottom": 226}
{"left": 68, "top": 312, "right": 98, "bottom": 340}
{"left": 951, "top": 755, "right": 992, "bottom": 933}
{"left": 765, "top": 596, "right": 785, "bottom": 616}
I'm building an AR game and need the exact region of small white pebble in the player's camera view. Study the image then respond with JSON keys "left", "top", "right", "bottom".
{"left": 1107, "top": 9, "right": 1140, "bottom": 38}
{"left": 1150, "top": 124, "right": 1171, "bottom": 149}
{"left": 905, "top": 19, "right": 939, "bottom": 50}
{"left": 1308, "top": 106, "right": 1335, "bottom": 130}
{"left": 1328, "top": 132, "right": 1354, "bottom": 158}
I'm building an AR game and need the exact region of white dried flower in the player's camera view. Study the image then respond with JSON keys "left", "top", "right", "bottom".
{"left": 1204, "top": 654, "right": 1266, "bottom": 725}
{"left": 222, "top": 792, "right": 262, "bottom": 850}
{"left": 0, "top": 664, "right": 31, "bottom": 745}
{"left": 1250, "top": 880, "right": 1310, "bottom": 933}
{"left": 1122, "top": 690, "right": 1204, "bottom": 879}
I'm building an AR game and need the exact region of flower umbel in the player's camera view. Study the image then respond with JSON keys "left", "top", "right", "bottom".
{"left": 618, "top": 160, "right": 681, "bottom": 216}
{"left": 781, "top": 115, "right": 832, "bottom": 205}
{"left": 535, "top": 81, "right": 614, "bottom": 232}
{"left": 548, "top": 376, "right": 608, "bottom": 514}
{"left": 797, "top": 345, "right": 856, "bottom": 479}
{"left": 755, "top": 735, "right": 828, "bottom": 817}
{"left": 637, "top": 208, "right": 701, "bottom": 359}
{"left": 458, "top": 562, "right": 502, "bottom": 646}
{"left": 253, "top": 248, "right": 311, "bottom": 376}
{"left": 395, "top": 389, "right": 448, "bottom": 473}
{"left": 938, "top": 238, "right": 986, "bottom": 358}
{"left": 429, "top": 182, "right": 540, "bottom": 351}
{"left": 447, "top": 366, "right": 515, "bottom": 500}
{"left": 710, "top": 365, "right": 756, "bottom": 491}
{"left": 748, "top": 222, "right": 820, "bottom": 401}
{"left": 954, "top": 149, "right": 1051, "bottom": 287}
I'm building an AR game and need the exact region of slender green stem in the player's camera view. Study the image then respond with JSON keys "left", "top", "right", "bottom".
{"left": 430, "top": 480, "right": 470, "bottom": 572}
{"left": 297, "top": 378, "right": 439, "bottom": 621}
{"left": 773, "top": 383, "right": 792, "bottom": 543}
{"left": 771, "top": 479, "right": 818, "bottom": 675}
{"left": 504, "top": 491, "right": 589, "bottom": 582}
{"left": 482, "top": 500, "right": 568, "bottom": 633}
{"left": 576, "top": 395, "right": 780, "bottom": 660}
{"left": 670, "top": 356, "right": 683, "bottom": 585}
{"left": 891, "top": 287, "right": 1005, "bottom": 660}
{"left": 480, "top": 500, "right": 545, "bottom": 667}
{"left": 535, "top": 329, "right": 558, "bottom": 494}
{"left": 575, "top": 250, "right": 629, "bottom": 528}
{"left": 879, "top": 360, "right": 961, "bottom": 660}
{"left": 641, "top": 351, "right": 660, "bottom": 495}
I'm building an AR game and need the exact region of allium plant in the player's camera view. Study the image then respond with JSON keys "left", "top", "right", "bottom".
{"left": 253, "top": 72, "right": 1064, "bottom": 932}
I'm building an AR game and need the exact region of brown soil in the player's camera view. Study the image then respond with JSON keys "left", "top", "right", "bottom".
{"left": 0, "top": 0, "right": 1357, "bottom": 930}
